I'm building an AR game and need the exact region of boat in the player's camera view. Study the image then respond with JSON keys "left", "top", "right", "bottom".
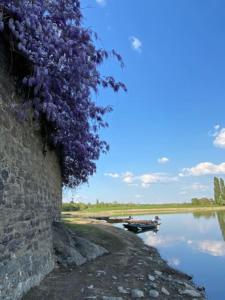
{"left": 123, "top": 223, "right": 158, "bottom": 233}
{"left": 91, "top": 216, "right": 133, "bottom": 223}
{"left": 92, "top": 216, "right": 110, "bottom": 221}
{"left": 125, "top": 216, "right": 161, "bottom": 226}
{"left": 107, "top": 216, "right": 133, "bottom": 223}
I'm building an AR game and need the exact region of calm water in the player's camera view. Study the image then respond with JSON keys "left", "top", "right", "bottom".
{"left": 115, "top": 211, "right": 225, "bottom": 300}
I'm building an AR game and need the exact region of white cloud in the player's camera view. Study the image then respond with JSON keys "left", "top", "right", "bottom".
{"left": 180, "top": 162, "right": 225, "bottom": 176}
{"left": 145, "top": 234, "right": 186, "bottom": 248}
{"left": 214, "top": 128, "right": 225, "bottom": 148}
{"left": 214, "top": 124, "right": 220, "bottom": 130}
{"left": 139, "top": 174, "right": 161, "bottom": 187}
{"left": 168, "top": 257, "right": 181, "bottom": 267}
{"left": 158, "top": 157, "right": 170, "bottom": 164}
{"left": 122, "top": 172, "right": 134, "bottom": 184}
{"left": 209, "top": 124, "right": 225, "bottom": 148}
{"left": 123, "top": 172, "right": 178, "bottom": 188}
{"left": 138, "top": 173, "right": 177, "bottom": 187}
{"left": 196, "top": 240, "right": 225, "bottom": 257}
{"left": 121, "top": 172, "right": 177, "bottom": 188}
{"left": 104, "top": 170, "right": 178, "bottom": 188}
{"left": 104, "top": 172, "right": 119, "bottom": 178}
{"left": 96, "top": 0, "right": 106, "bottom": 6}
{"left": 146, "top": 233, "right": 225, "bottom": 257}
{"left": 129, "top": 36, "right": 142, "bottom": 52}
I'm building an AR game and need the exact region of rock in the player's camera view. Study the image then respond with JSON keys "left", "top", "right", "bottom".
{"left": 53, "top": 222, "right": 86, "bottom": 266}
{"left": 179, "top": 289, "right": 202, "bottom": 297}
{"left": 52, "top": 222, "right": 108, "bottom": 267}
{"left": 148, "top": 275, "right": 155, "bottom": 281}
{"left": 150, "top": 283, "right": 158, "bottom": 289}
{"left": 149, "top": 289, "right": 159, "bottom": 298}
{"left": 75, "top": 237, "right": 108, "bottom": 261}
{"left": 97, "top": 270, "right": 106, "bottom": 275}
{"left": 143, "top": 245, "right": 149, "bottom": 250}
{"left": 87, "top": 285, "right": 94, "bottom": 289}
{"left": 102, "top": 297, "right": 123, "bottom": 300}
{"left": 117, "top": 286, "right": 129, "bottom": 294}
{"left": 131, "top": 289, "right": 144, "bottom": 298}
{"left": 161, "top": 287, "right": 170, "bottom": 296}
{"left": 174, "top": 279, "right": 186, "bottom": 286}
{"left": 136, "top": 275, "right": 145, "bottom": 280}
{"left": 197, "top": 286, "right": 205, "bottom": 292}
{"left": 154, "top": 270, "right": 162, "bottom": 276}
{"left": 184, "top": 282, "right": 196, "bottom": 290}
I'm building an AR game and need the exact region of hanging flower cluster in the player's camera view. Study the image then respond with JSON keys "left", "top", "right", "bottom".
{"left": 0, "top": 0, "right": 126, "bottom": 187}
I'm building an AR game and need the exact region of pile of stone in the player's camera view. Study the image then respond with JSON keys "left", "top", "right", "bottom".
{"left": 52, "top": 222, "right": 108, "bottom": 267}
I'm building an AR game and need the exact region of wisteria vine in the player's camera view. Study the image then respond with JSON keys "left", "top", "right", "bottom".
{"left": 0, "top": 0, "right": 126, "bottom": 187}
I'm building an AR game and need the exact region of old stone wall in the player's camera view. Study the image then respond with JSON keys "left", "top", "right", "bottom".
{"left": 0, "top": 42, "right": 62, "bottom": 299}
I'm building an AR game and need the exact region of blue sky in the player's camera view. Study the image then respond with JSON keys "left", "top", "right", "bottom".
{"left": 64, "top": 0, "right": 225, "bottom": 203}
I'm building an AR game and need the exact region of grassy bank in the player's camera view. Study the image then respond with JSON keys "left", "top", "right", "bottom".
{"left": 62, "top": 203, "right": 225, "bottom": 217}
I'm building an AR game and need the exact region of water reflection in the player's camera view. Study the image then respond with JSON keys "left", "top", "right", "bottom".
{"left": 191, "top": 210, "right": 225, "bottom": 244}
{"left": 192, "top": 211, "right": 216, "bottom": 219}
{"left": 142, "top": 211, "right": 225, "bottom": 257}
{"left": 216, "top": 211, "right": 225, "bottom": 241}
{"left": 195, "top": 240, "right": 225, "bottom": 257}
{"left": 123, "top": 211, "right": 225, "bottom": 299}
{"left": 167, "top": 257, "right": 181, "bottom": 267}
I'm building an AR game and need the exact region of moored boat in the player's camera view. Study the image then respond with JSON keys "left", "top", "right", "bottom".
{"left": 123, "top": 223, "right": 158, "bottom": 233}
{"left": 125, "top": 216, "right": 161, "bottom": 226}
{"left": 107, "top": 216, "right": 133, "bottom": 223}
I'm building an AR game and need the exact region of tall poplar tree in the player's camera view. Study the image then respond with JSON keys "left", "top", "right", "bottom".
{"left": 220, "top": 178, "right": 225, "bottom": 204}
{"left": 214, "top": 177, "right": 221, "bottom": 204}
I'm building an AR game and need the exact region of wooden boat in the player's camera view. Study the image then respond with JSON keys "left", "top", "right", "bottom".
{"left": 125, "top": 216, "right": 161, "bottom": 226}
{"left": 125, "top": 220, "right": 160, "bottom": 225}
{"left": 123, "top": 223, "right": 158, "bottom": 232}
{"left": 93, "top": 216, "right": 110, "bottom": 221}
{"left": 107, "top": 216, "right": 133, "bottom": 223}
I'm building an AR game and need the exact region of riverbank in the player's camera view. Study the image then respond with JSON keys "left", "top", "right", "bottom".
{"left": 62, "top": 205, "right": 225, "bottom": 218}
{"left": 23, "top": 218, "right": 205, "bottom": 300}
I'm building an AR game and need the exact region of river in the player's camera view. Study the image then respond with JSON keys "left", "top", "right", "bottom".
{"left": 115, "top": 211, "right": 225, "bottom": 300}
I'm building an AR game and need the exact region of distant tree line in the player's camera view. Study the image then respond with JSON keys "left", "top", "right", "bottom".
{"left": 191, "top": 197, "right": 214, "bottom": 205}
{"left": 214, "top": 177, "right": 225, "bottom": 205}
{"left": 62, "top": 202, "right": 90, "bottom": 211}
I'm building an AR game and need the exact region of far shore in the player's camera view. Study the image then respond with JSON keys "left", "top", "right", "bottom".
{"left": 62, "top": 205, "right": 225, "bottom": 217}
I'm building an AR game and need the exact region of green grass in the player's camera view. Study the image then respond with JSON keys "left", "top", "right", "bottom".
{"left": 62, "top": 202, "right": 225, "bottom": 217}
{"left": 79, "top": 203, "right": 216, "bottom": 213}
{"left": 64, "top": 221, "right": 101, "bottom": 235}
{"left": 63, "top": 218, "right": 124, "bottom": 249}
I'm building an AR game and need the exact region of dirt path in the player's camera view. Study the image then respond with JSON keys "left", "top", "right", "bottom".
{"left": 23, "top": 223, "right": 205, "bottom": 300}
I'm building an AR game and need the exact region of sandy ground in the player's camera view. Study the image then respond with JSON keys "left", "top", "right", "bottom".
{"left": 23, "top": 221, "right": 205, "bottom": 300}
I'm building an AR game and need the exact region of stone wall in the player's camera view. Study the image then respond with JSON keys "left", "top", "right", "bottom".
{"left": 0, "top": 41, "right": 62, "bottom": 299}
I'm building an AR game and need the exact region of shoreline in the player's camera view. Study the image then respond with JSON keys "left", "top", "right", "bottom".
{"left": 62, "top": 205, "right": 225, "bottom": 218}
{"left": 23, "top": 218, "right": 206, "bottom": 300}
